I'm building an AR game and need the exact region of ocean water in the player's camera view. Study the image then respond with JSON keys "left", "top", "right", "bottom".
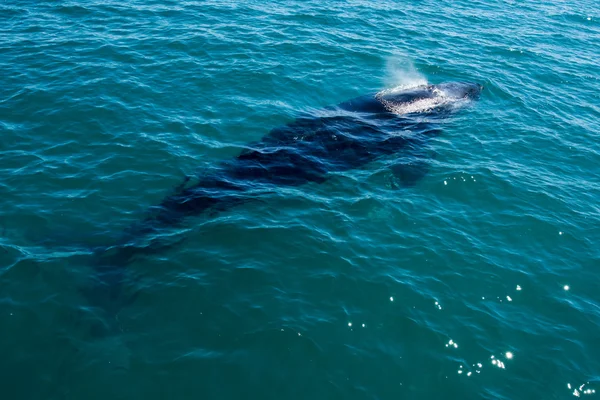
{"left": 1, "top": 0, "right": 599, "bottom": 399}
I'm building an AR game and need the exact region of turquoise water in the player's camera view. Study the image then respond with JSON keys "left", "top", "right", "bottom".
{"left": 1, "top": 0, "right": 600, "bottom": 398}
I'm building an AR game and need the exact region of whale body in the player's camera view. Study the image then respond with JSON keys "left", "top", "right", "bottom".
{"left": 84, "top": 81, "right": 483, "bottom": 332}
{"left": 143, "top": 82, "right": 481, "bottom": 227}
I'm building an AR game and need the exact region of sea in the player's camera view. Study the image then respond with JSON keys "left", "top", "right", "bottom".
{"left": 1, "top": 1, "right": 599, "bottom": 399}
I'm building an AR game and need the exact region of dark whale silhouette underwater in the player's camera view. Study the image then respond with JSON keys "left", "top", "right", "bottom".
{"left": 82, "top": 81, "right": 482, "bottom": 336}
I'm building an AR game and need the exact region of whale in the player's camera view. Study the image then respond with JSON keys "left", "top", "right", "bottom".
{"left": 82, "top": 81, "right": 482, "bottom": 334}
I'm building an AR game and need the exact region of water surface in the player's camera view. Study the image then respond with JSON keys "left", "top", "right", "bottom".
{"left": 1, "top": 1, "right": 599, "bottom": 399}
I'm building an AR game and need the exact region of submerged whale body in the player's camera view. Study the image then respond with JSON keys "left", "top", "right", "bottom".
{"left": 145, "top": 82, "right": 482, "bottom": 224}
{"left": 85, "top": 81, "right": 482, "bottom": 332}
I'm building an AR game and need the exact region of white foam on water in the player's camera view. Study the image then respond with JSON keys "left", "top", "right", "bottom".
{"left": 379, "top": 57, "right": 475, "bottom": 115}
{"left": 376, "top": 85, "right": 472, "bottom": 116}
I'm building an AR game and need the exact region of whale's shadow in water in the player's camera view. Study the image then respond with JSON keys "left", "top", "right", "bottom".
{"left": 79, "top": 81, "right": 482, "bottom": 345}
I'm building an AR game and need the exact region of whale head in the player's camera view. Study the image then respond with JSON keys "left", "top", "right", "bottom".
{"left": 375, "top": 81, "right": 482, "bottom": 115}
{"left": 433, "top": 81, "right": 483, "bottom": 101}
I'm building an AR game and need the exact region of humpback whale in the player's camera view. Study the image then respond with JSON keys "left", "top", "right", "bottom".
{"left": 84, "top": 81, "right": 482, "bottom": 333}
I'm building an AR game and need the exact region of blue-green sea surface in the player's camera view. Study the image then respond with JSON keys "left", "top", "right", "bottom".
{"left": 1, "top": 0, "right": 599, "bottom": 399}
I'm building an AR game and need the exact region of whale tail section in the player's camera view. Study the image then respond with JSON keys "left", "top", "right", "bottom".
{"left": 77, "top": 174, "right": 245, "bottom": 335}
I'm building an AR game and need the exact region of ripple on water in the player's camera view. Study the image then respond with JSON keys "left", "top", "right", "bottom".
{"left": 1, "top": 0, "right": 600, "bottom": 399}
